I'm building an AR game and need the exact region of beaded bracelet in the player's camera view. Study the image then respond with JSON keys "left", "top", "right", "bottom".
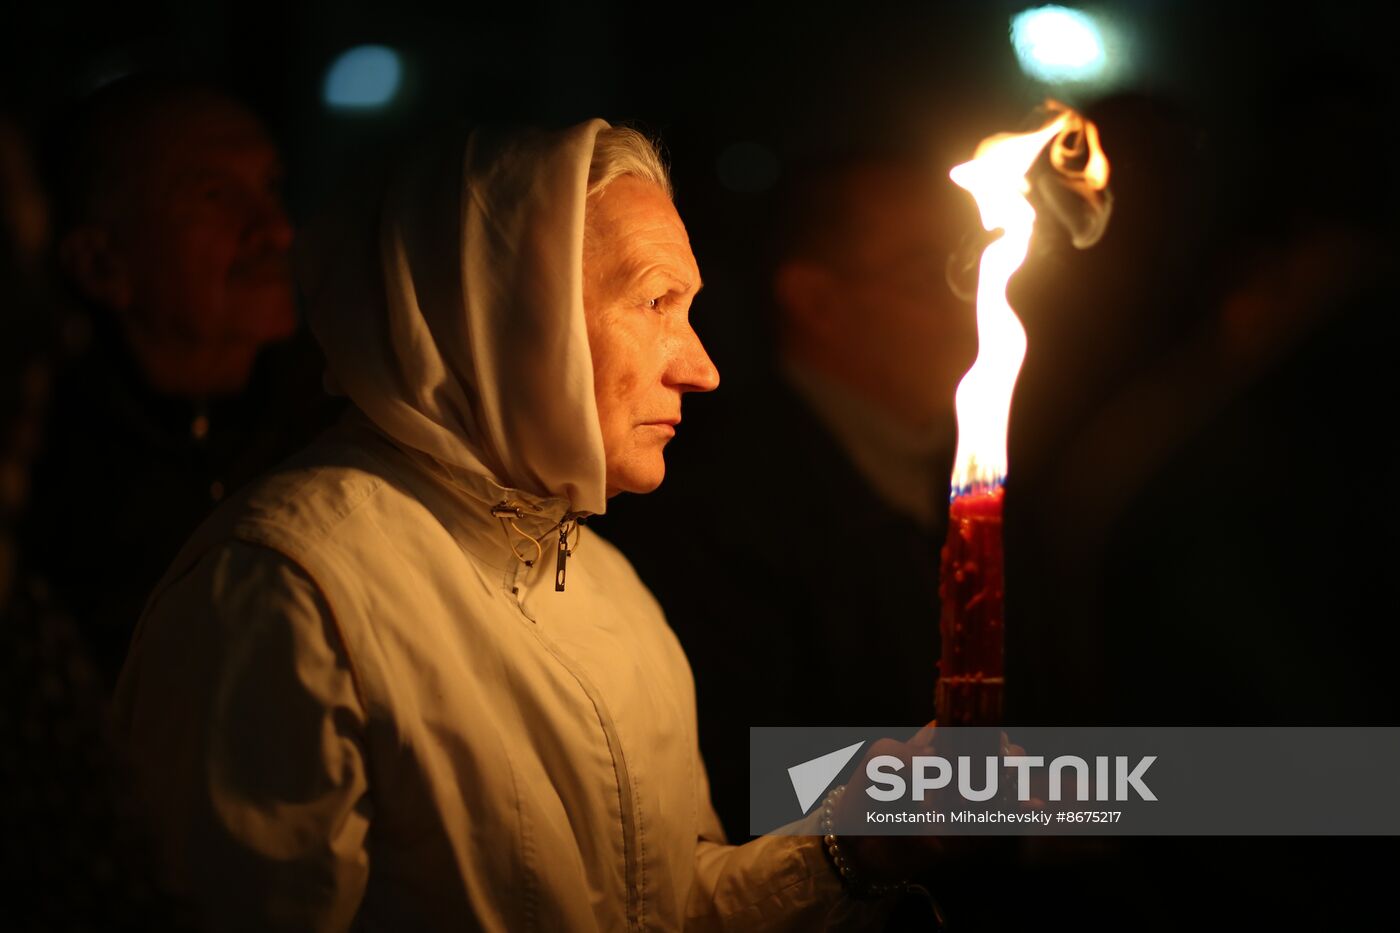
{"left": 817, "top": 784, "right": 911, "bottom": 899}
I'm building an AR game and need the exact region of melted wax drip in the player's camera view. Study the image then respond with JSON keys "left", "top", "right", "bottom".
{"left": 936, "top": 484, "right": 1006, "bottom": 726}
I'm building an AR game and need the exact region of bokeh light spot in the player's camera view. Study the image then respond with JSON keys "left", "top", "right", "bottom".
{"left": 323, "top": 45, "right": 403, "bottom": 111}
{"left": 1010, "top": 6, "right": 1107, "bottom": 83}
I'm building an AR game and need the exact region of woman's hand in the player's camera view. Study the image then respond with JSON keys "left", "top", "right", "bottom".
{"left": 829, "top": 721, "right": 1033, "bottom": 885}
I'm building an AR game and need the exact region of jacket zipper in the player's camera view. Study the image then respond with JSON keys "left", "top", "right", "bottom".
{"left": 554, "top": 514, "right": 580, "bottom": 592}
{"left": 520, "top": 622, "right": 644, "bottom": 930}
{"left": 555, "top": 523, "right": 570, "bottom": 591}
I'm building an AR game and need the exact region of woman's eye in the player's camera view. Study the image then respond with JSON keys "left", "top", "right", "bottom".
{"left": 645, "top": 297, "right": 661, "bottom": 310}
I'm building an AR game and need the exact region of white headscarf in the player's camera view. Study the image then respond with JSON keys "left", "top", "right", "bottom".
{"left": 299, "top": 120, "right": 610, "bottom": 516}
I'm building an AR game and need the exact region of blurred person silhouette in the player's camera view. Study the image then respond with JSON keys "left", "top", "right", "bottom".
{"left": 1000, "top": 93, "right": 1222, "bottom": 726}
{"left": 1003, "top": 83, "right": 1398, "bottom": 930}
{"left": 24, "top": 74, "right": 336, "bottom": 688}
{"left": 1005, "top": 83, "right": 1397, "bottom": 726}
{"left": 0, "top": 118, "right": 52, "bottom": 560}
{"left": 594, "top": 143, "right": 989, "bottom": 931}
{"left": 1087, "top": 78, "right": 1398, "bottom": 929}
{"left": 1, "top": 114, "right": 188, "bottom": 933}
{"left": 1087, "top": 76, "right": 1398, "bottom": 720}
{"left": 599, "top": 142, "right": 979, "bottom": 846}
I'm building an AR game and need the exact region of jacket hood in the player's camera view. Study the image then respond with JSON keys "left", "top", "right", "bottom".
{"left": 300, "top": 120, "right": 610, "bottom": 517}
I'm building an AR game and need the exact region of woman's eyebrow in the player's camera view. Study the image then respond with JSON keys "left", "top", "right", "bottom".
{"left": 633, "top": 266, "right": 699, "bottom": 295}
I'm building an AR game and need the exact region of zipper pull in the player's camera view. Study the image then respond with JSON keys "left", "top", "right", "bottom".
{"left": 555, "top": 521, "right": 572, "bottom": 592}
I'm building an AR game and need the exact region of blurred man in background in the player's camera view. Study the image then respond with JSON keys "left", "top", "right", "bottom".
{"left": 25, "top": 75, "right": 334, "bottom": 687}
{"left": 2, "top": 113, "right": 185, "bottom": 931}
{"left": 601, "top": 148, "right": 978, "bottom": 842}
{"left": 597, "top": 146, "right": 979, "bottom": 929}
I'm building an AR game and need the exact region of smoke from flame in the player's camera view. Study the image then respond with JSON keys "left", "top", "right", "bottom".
{"left": 948, "top": 101, "right": 1110, "bottom": 494}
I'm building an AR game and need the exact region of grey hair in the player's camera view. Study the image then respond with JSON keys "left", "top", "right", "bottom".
{"left": 587, "top": 126, "right": 672, "bottom": 200}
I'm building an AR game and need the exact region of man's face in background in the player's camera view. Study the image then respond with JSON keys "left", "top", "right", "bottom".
{"left": 60, "top": 87, "right": 298, "bottom": 396}
{"left": 105, "top": 96, "right": 297, "bottom": 350}
{"left": 775, "top": 161, "right": 979, "bottom": 426}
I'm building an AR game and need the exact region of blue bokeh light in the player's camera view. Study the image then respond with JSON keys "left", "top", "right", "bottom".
{"left": 323, "top": 45, "right": 403, "bottom": 111}
{"left": 1010, "top": 6, "right": 1108, "bottom": 83}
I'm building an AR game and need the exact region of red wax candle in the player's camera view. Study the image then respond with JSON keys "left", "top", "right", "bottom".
{"left": 937, "top": 485, "right": 1006, "bottom": 726}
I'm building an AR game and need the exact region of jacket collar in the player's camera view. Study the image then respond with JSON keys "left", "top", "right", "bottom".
{"left": 344, "top": 408, "right": 579, "bottom": 574}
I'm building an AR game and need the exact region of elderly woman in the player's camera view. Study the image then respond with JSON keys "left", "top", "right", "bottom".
{"left": 114, "top": 121, "right": 918, "bottom": 931}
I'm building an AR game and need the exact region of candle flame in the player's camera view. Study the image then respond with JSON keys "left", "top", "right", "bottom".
{"left": 948, "top": 101, "right": 1109, "bottom": 494}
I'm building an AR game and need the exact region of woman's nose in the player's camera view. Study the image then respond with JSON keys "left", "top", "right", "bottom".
{"left": 668, "top": 321, "right": 720, "bottom": 393}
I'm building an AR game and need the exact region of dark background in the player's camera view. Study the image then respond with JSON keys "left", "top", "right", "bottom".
{"left": 5, "top": 0, "right": 1398, "bottom": 929}
{"left": 7, "top": 0, "right": 1394, "bottom": 400}
{"left": 11, "top": 0, "right": 1393, "bottom": 376}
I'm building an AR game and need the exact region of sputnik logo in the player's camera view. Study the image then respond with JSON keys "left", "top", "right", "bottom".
{"left": 787, "top": 741, "right": 865, "bottom": 813}
{"left": 789, "top": 740, "right": 1159, "bottom": 807}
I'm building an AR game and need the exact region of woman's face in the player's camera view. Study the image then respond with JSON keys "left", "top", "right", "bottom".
{"left": 582, "top": 176, "right": 719, "bottom": 497}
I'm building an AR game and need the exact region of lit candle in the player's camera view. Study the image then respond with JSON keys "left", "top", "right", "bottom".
{"left": 936, "top": 103, "right": 1109, "bottom": 726}
{"left": 938, "top": 484, "right": 1007, "bottom": 725}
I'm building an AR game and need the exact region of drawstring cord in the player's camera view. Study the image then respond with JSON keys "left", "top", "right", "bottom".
{"left": 508, "top": 517, "right": 545, "bottom": 566}
{"left": 492, "top": 501, "right": 582, "bottom": 590}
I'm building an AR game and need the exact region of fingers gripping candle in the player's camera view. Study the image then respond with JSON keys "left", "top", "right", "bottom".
{"left": 937, "top": 102, "right": 1110, "bottom": 726}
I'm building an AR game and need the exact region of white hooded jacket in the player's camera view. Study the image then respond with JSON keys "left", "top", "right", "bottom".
{"left": 113, "top": 120, "right": 885, "bottom": 931}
